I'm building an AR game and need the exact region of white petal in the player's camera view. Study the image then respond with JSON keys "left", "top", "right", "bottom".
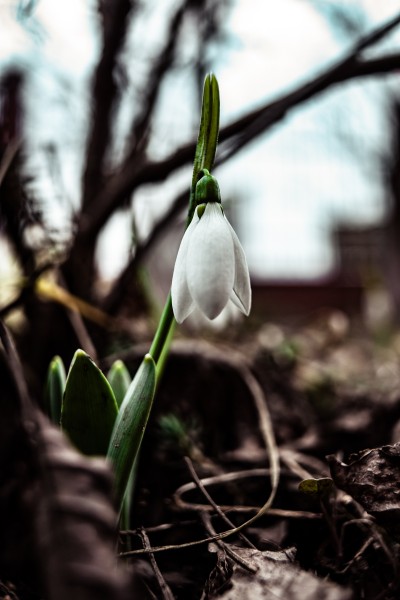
{"left": 230, "top": 289, "right": 247, "bottom": 312}
{"left": 171, "top": 213, "right": 199, "bottom": 323}
{"left": 187, "top": 203, "right": 235, "bottom": 319}
{"left": 225, "top": 217, "right": 251, "bottom": 316}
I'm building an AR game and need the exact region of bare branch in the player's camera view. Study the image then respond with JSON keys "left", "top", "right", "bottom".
{"left": 79, "top": 13, "right": 400, "bottom": 242}
{"left": 103, "top": 187, "right": 188, "bottom": 312}
{"left": 62, "top": 1, "right": 136, "bottom": 299}
{"left": 127, "top": 0, "right": 190, "bottom": 155}
{"left": 103, "top": 42, "right": 400, "bottom": 313}
{"left": 217, "top": 52, "right": 400, "bottom": 164}
{"left": 81, "top": 0, "right": 135, "bottom": 211}
{"left": 104, "top": 38, "right": 400, "bottom": 312}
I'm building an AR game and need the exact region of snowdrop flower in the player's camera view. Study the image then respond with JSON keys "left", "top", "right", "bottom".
{"left": 171, "top": 173, "right": 251, "bottom": 323}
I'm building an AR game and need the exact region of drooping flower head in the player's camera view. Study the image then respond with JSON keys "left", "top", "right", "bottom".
{"left": 171, "top": 171, "right": 251, "bottom": 323}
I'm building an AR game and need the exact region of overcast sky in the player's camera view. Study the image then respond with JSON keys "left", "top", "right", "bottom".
{"left": 215, "top": 0, "right": 400, "bottom": 279}
{"left": 1, "top": 0, "right": 400, "bottom": 281}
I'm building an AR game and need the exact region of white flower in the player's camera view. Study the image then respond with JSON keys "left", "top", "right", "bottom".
{"left": 171, "top": 202, "right": 251, "bottom": 323}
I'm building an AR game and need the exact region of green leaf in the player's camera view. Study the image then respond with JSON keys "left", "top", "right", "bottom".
{"left": 61, "top": 350, "right": 118, "bottom": 456}
{"left": 107, "top": 354, "right": 156, "bottom": 509}
{"left": 106, "top": 360, "right": 136, "bottom": 531}
{"left": 107, "top": 359, "right": 132, "bottom": 408}
{"left": 45, "top": 355, "right": 66, "bottom": 425}
{"left": 298, "top": 477, "right": 334, "bottom": 498}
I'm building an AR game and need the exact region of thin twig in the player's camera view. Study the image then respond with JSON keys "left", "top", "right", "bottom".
{"left": 120, "top": 340, "right": 280, "bottom": 557}
{"left": 171, "top": 341, "right": 281, "bottom": 531}
{"left": 337, "top": 537, "right": 374, "bottom": 575}
{"left": 200, "top": 512, "right": 257, "bottom": 574}
{"left": 121, "top": 518, "right": 198, "bottom": 536}
{"left": 184, "top": 456, "right": 256, "bottom": 549}
{"left": 138, "top": 528, "right": 175, "bottom": 600}
{"left": 0, "top": 138, "right": 21, "bottom": 187}
{"left": 177, "top": 502, "right": 322, "bottom": 520}
{"left": 279, "top": 449, "right": 315, "bottom": 481}
{"left": 173, "top": 467, "right": 321, "bottom": 519}
{"left": 64, "top": 307, "right": 98, "bottom": 361}
{"left": 103, "top": 190, "right": 188, "bottom": 312}
{"left": 0, "top": 261, "right": 54, "bottom": 319}
{"left": 56, "top": 273, "right": 98, "bottom": 360}
{"left": 127, "top": 0, "right": 189, "bottom": 154}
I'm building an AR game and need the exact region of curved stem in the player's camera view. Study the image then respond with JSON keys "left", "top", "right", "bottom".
{"left": 148, "top": 293, "right": 175, "bottom": 365}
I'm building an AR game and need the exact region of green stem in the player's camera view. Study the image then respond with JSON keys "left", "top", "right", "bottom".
{"left": 148, "top": 292, "right": 175, "bottom": 365}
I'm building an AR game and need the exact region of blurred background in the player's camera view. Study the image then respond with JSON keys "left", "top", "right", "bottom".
{"left": 1, "top": 0, "right": 400, "bottom": 379}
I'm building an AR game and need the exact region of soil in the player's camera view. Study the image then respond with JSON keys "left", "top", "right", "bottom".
{"left": 120, "top": 311, "right": 400, "bottom": 599}
{"left": 3, "top": 309, "right": 400, "bottom": 599}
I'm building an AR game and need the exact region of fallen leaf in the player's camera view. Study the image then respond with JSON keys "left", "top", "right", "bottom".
{"left": 327, "top": 442, "right": 400, "bottom": 524}
{"left": 205, "top": 545, "right": 353, "bottom": 599}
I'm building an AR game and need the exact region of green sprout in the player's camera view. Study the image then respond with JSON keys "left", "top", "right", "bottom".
{"left": 107, "top": 359, "right": 132, "bottom": 408}
{"left": 61, "top": 350, "right": 118, "bottom": 456}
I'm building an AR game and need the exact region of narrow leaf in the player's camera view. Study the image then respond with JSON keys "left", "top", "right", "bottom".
{"left": 107, "top": 354, "right": 156, "bottom": 509}
{"left": 107, "top": 360, "right": 135, "bottom": 531}
{"left": 61, "top": 350, "right": 118, "bottom": 456}
{"left": 107, "top": 359, "right": 131, "bottom": 408}
{"left": 45, "top": 355, "right": 66, "bottom": 425}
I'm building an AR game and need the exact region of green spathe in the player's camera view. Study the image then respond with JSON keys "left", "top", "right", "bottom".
{"left": 188, "top": 73, "right": 220, "bottom": 224}
{"left": 61, "top": 349, "right": 118, "bottom": 456}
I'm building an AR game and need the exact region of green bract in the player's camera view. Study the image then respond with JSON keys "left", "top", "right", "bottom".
{"left": 61, "top": 350, "right": 118, "bottom": 456}
{"left": 194, "top": 170, "right": 221, "bottom": 205}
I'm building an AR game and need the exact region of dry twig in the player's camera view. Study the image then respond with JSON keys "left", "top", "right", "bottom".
{"left": 184, "top": 456, "right": 256, "bottom": 549}
{"left": 138, "top": 528, "right": 175, "bottom": 600}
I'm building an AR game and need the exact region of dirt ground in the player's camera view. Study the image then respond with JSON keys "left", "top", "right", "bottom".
{"left": 117, "top": 309, "right": 400, "bottom": 599}
{"left": 3, "top": 307, "right": 400, "bottom": 599}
